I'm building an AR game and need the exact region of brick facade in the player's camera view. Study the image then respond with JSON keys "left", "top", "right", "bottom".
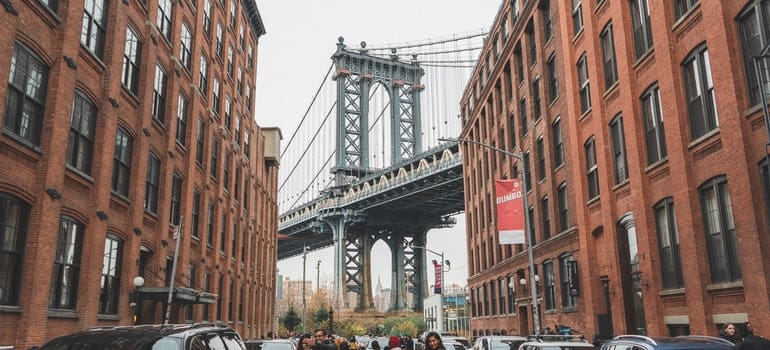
{"left": 460, "top": 0, "right": 770, "bottom": 340}
{"left": 0, "top": 0, "right": 278, "bottom": 347}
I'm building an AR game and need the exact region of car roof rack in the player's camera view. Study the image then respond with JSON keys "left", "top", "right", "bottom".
{"left": 526, "top": 335, "right": 587, "bottom": 343}
{"left": 676, "top": 335, "right": 734, "bottom": 345}
{"left": 611, "top": 335, "right": 657, "bottom": 346}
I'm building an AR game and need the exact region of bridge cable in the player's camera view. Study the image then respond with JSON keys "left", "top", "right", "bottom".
{"left": 287, "top": 151, "right": 335, "bottom": 210}
{"left": 280, "top": 63, "right": 334, "bottom": 158}
{"left": 365, "top": 30, "right": 486, "bottom": 51}
{"left": 278, "top": 99, "right": 337, "bottom": 192}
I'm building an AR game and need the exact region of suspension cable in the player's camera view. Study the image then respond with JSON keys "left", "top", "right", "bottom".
{"left": 280, "top": 63, "right": 334, "bottom": 158}
{"left": 278, "top": 100, "right": 337, "bottom": 192}
{"left": 365, "top": 30, "right": 487, "bottom": 51}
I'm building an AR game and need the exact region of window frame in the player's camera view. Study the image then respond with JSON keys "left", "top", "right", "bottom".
{"left": 112, "top": 127, "right": 133, "bottom": 196}
{"left": 536, "top": 136, "right": 546, "bottom": 181}
{"left": 600, "top": 22, "right": 619, "bottom": 89}
{"left": 81, "top": 0, "right": 108, "bottom": 58}
{"left": 560, "top": 254, "right": 578, "bottom": 308}
{"left": 543, "top": 260, "right": 556, "bottom": 310}
{"left": 641, "top": 84, "right": 667, "bottom": 164}
{"left": 5, "top": 43, "right": 49, "bottom": 146}
{"left": 176, "top": 93, "right": 189, "bottom": 146}
{"left": 66, "top": 91, "right": 97, "bottom": 174}
{"left": 682, "top": 45, "right": 718, "bottom": 139}
{"left": 699, "top": 176, "right": 740, "bottom": 283}
{"left": 675, "top": 0, "right": 699, "bottom": 20}
{"left": 145, "top": 153, "right": 161, "bottom": 214}
{"left": 552, "top": 117, "right": 564, "bottom": 168}
{"left": 557, "top": 182, "right": 569, "bottom": 232}
{"left": 122, "top": 26, "right": 141, "bottom": 96}
{"left": 49, "top": 216, "right": 84, "bottom": 309}
{"left": 196, "top": 118, "right": 205, "bottom": 166}
{"left": 541, "top": 196, "right": 551, "bottom": 240}
{"left": 609, "top": 114, "right": 629, "bottom": 184}
{"left": 180, "top": 23, "right": 193, "bottom": 70}
{"left": 170, "top": 173, "right": 182, "bottom": 225}
{"left": 99, "top": 234, "right": 123, "bottom": 315}
{"left": 655, "top": 197, "right": 684, "bottom": 289}
{"left": 152, "top": 64, "right": 168, "bottom": 125}
{"left": 737, "top": 1, "right": 770, "bottom": 106}
{"left": 546, "top": 54, "right": 558, "bottom": 102}
{"left": 0, "top": 194, "right": 29, "bottom": 306}
{"left": 156, "top": 0, "right": 173, "bottom": 41}
{"left": 577, "top": 53, "right": 591, "bottom": 114}
{"left": 630, "top": 0, "right": 654, "bottom": 59}
{"left": 585, "top": 137, "right": 599, "bottom": 199}
{"left": 572, "top": 0, "right": 584, "bottom": 36}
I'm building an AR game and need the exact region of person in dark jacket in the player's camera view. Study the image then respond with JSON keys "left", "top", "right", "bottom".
{"left": 719, "top": 323, "right": 739, "bottom": 344}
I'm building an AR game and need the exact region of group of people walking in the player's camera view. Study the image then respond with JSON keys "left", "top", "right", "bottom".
{"left": 719, "top": 322, "right": 769, "bottom": 349}
{"left": 297, "top": 330, "right": 448, "bottom": 350}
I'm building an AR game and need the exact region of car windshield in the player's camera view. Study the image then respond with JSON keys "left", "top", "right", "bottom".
{"left": 40, "top": 332, "right": 181, "bottom": 350}
{"left": 538, "top": 347, "right": 591, "bottom": 350}
{"left": 491, "top": 340, "right": 522, "bottom": 350}
{"left": 262, "top": 342, "right": 293, "bottom": 350}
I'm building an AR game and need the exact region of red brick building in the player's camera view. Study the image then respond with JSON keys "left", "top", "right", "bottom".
{"left": 460, "top": 0, "right": 770, "bottom": 339}
{"left": 0, "top": 0, "right": 279, "bottom": 347}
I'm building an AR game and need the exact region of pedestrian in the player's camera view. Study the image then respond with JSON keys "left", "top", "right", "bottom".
{"left": 371, "top": 340, "right": 381, "bottom": 350}
{"left": 425, "top": 332, "right": 446, "bottom": 350}
{"left": 300, "top": 334, "right": 315, "bottom": 350}
{"left": 746, "top": 322, "right": 755, "bottom": 337}
{"left": 719, "top": 323, "right": 739, "bottom": 344}
{"left": 388, "top": 336, "right": 403, "bottom": 350}
{"left": 735, "top": 335, "right": 770, "bottom": 350}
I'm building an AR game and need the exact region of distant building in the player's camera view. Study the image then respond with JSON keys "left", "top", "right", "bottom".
{"left": 276, "top": 277, "right": 312, "bottom": 316}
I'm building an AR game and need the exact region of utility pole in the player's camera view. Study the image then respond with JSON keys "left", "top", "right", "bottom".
{"left": 316, "top": 260, "right": 322, "bottom": 293}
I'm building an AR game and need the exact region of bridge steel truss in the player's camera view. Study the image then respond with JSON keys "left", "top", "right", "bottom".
{"left": 331, "top": 36, "right": 424, "bottom": 185}
{"left": 278, "top": 142, "right": 464, "bottom": 312}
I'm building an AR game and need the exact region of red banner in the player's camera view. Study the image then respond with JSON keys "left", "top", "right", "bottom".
{"left": 433, "top": 261, "right": 442, "bottom": 294}
{"left": 495, "top": 179, "right": 525, "bottom": 244}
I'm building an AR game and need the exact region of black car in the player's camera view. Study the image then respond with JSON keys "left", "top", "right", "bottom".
{"left": 37, "top": 322, "right": 247, "bottom": 350}
{"left": 599, "top": 335, "right": 734, "bottom": 350}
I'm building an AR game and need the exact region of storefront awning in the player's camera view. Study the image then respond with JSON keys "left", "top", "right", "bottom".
{"left": 137, "top": 286, "right": 217, "bottom": 304}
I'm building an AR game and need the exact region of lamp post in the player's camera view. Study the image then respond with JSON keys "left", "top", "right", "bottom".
{"left": 302, "top": 245, "right": 308, "bottom": 333}
{"left": 464, "top": 295, "right": 470, "bottom": 339}
{"left": 132, "top": 276, "right": 145, "bottom": 325}
{"left": 316, "top": 260, "right": 322, "bottom": 293}
{"left": 439, "top": 137, "right": 541, "bottom": 335}
{"left": 408, "top": 244, "right": 450, "bottom": 333}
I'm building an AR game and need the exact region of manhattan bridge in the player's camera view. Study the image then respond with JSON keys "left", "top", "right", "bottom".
{"left": 277, "top": 31, "right": 487, "bottom": 313}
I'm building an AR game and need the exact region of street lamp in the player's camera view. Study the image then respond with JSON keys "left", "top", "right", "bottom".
{"left": 439, "top": 136, "right": 541, "bottom": 335}
{"left": 132, "top": 276, "right": 144, "bottom": 325}
{"left": 316, "top": 260, "right": 322, "bottom": 293}
{"left": 408, "top": 243, "right": 450, "bottom": 333}
{"left": 302, "top": 245, "right": 308, "bottom": 333}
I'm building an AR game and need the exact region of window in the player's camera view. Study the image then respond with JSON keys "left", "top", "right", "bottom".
{"left": 212, "top": 77, "right": 221, "bottom": 114}
{"left": 507, "top": 275, "right": 515, "bottom": 314}
{"left": 515, "top": 44, "right": 524, "bottom": 84}
{"left": 738, "top": 1, "right": 770, "bottom": 106}
{"left": 547, "top": 54, "right": 558, "bottom": 102}
{"left": 234, "top": 115, "right": 241, "bottom": 145}
{"left": 577, "top": 54, "right": 591, "bottom": 114}
{"left": 40, "top": 0, "right": 58, "bottom": 12}
{"left": 67, "top": 92, "right": 97, "bottom": 174}
{"left": 229, "top": 0, "right": 236, "bottom": 29}
{"left": 557, "top": 182, "right": 569, "bottom": 231}
{"left": 203, "top": 271, "right": 211, "bottom": 318}
{"left": 234, "top": 167, "right": 241, "bottom": 200}
{"left": 528, "top": 206, "right": 536, "bottom": 245}
{"left": 224, "top": 96, "right": 232, "bottom": 130}
{"left": 247, "top": 45, "right": 254, "bottom": 69}
{"left": 683, "top": 45, "right": 718, "bottom": 139}
{"left": 541, "top": 196, "right": 551, "bottom": 240}
{"left": 122, "top": 27, "right": 141, "bottom": 95}
{"left": 641, "top": 85, "right": 667, "bottom": 164}
{"left": 216, "top": 274, "right": 223, "bottom": 320}
{"left": 216, "top": 23, "right": 224, "bottom": 58}
{"left": 176, "top": 93, "right": 188, "bottom": 146}
{"left": 512, "top": 0, "right": 520, "bottom": 23}
{"left": 5, "top": 43, "right": 49, "bottom": 146}
{"left": 540, "top": 0, "right": 552, "bottom": 42}
{"left": 543, "top": 260, "right": 555, "bottom": 310}
{"left": 203, "top": 0, "right": 212, "bottom": 36}
{"left": 152, "top": 64, "right": 168, "bottom": 124}
{"left": 237, "top": 67, "right": 243, "bottom": 96}
{"left": 243, "top": 178, "right": 250, "bottom": 212}
{"left": 224, "top": 153, "right": 231, "bottom": 191}
{"left": 186, "top": 264, "right": 196, "bottom": 320}
{"left": 536, "top": 137, "right": 546, "bottom": 181}
{"left": 609, "top": 114, "right": 628, "bottom": 184}
{"left": 502, "top": 15, "right": 509, "bottom": 42}
{"left": 0, "top": 194, "right": 29, "bottom": 306}
{"left": 523, "top": 151, "right": 532, "bottom": 192}
{"left": 192, "top": 190, "right": 201, "bottom": 239}
{"left": 180, "top": 23, "right": 192, "bottom": 70}
{"left": 50, "top": 217, "right": 83, "bottom": 309}
{"left": 572, "top": 0, "right": 584, "bottom": 36}
{"left": 675, "top": 0, "right": 698, "bottom": 20}
{"left": 526, "top": 21, "right": 536, "bottom": 66}
{"left": 700, "top": 176, "right": 740, "bottom": 282}
{"left": 207, "top": 203, "right": 215, "bottom": 246}
{"left": 145, "top": 153, "right": 160, "bottom": 214}
{"left": 630, "top": 0, "right": 653, "bottom": 59}
{"left": 532, "top": 78, "right": 541, "bottom": 120}
{"left": 157, "top": 0, "right": 172, "bottom": 41}
{"left": 498, "top": 278, "right": 505, "bottom": 316}
{"left": 560, "top": 254, "right": 578, "bottom": 307}
{"left": 170, "top": 174, "right": 182, "bottom": 225}
{"left": 655, "top": 198, "right": 684, "bottom": 289}
{"left": 600, "top": 22, "right": 618, "bottom": 89}
{"left": 231, "top": 220, "right": 237, "bottom": 257}
{"left": 112, "top": 127, "right": 133, "bottom": 196}
{"left": 199, "top": 54, "right": 208, "bottom": 94}
{"left": 196, "top": 118, "right": 205, "bottom": 165}
{"left": 552, "top": 118, "right": 564, "bottom": 168}
{"left": 520, "top": 97, "right": 528, "bottom": 136}
{"left": 210, "top": 137, "right": 219, "bottom": 180}
{"left": 243, "top": 129, "right": 250, "bottom": 159}
{"left": 220, "top": 214, "right": 227, "bottom": 253}
{"left": 490, "top": 280, "right": 497, "bottom": 315}
{"left": 227, "top": 45, "right": 234, "bottom": 78}
{"left": 99, "top": 235, "right": 122, "bottom": 314}
{"left": 239, "top": 25, "right": 245, "bottom": 49}
{"left": 585, "top": 137, "right": 599, "bottom": 199}
{"left": 81, "top": 0, "right": 107, "bottom": 58}
{"left": 245, "top": 85, "right": 252, "bottom": 112}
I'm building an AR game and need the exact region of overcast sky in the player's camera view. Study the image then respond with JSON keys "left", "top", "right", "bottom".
{"left": 254, "top": 1, "right": 502, "bottom": 291}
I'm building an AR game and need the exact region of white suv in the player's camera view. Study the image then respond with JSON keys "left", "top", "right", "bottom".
{"left": 517, "top": 335, "right": 595, "bottom": 350}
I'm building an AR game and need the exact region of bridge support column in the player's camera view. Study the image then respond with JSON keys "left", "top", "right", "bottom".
{"left": 326, "top": 216, "right": 349, "bottom": 309}
{"left": 388, "top": 234, "right": 408, "bottom": 312}
{"left": 357, "top": 233, "right": 375, "bottom": 311}
{"left": 411, "top": 230, "right": 429, "bottom": 311}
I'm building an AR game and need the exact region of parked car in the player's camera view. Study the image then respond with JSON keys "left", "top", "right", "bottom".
{"left": 473, "top": 336, "right": 528, "bottom": 350}
{"left": 598, "top": 335, "right": 734, "bottom": 350}
{"left": 444, "top": 336, "right": 471, "bottom": 349}
{"left": 37, "top": 322, "right": 246, "bottom": 350}
{"left": 445, "top": 340, "right": 469, "bottom": 350}
{"left": 517, "top": 335, "right": 594, "bottom": 350}
{"left": 246, "top": 339, "right": 298, "bottom": 350}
